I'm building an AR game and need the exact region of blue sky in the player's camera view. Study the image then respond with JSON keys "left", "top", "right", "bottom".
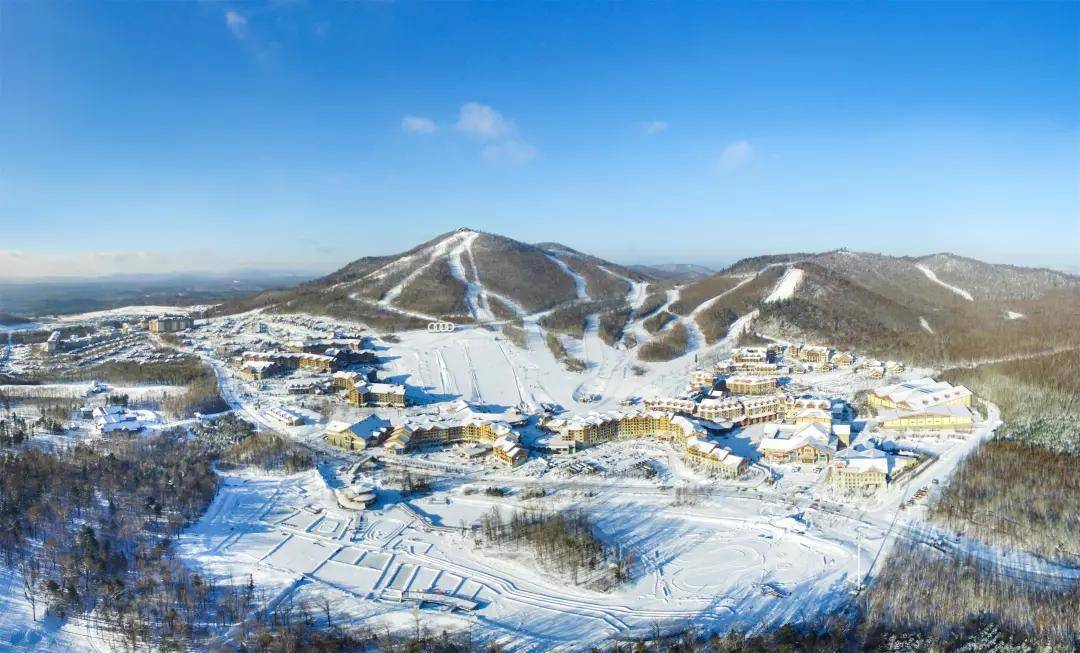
{"left": 2, "top": 2, "right": 1077, "bottom": 278}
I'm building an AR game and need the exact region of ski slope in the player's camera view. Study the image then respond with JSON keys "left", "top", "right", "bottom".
{"left": 915, "top": 264, "right": 974, "bottom": 301}
{"left": 763, "top": 267, "right": 804, "bottom": 303}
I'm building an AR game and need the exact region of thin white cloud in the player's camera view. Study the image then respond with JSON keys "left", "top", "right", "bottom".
{"left": 401, "top": 115, "right": 437, "bottom": 134}
{"left": 454, "top": 102, "right": 535, "bottom": 165}
{"left": 717, "top": 140, "right": 754, "bottom": 172}
{"left": 639, "top": 120, "right": 668, "bottom": 135}
{"left": 456, "top": 102, "right": 515, "bottom": 141}
{"left": 224, "top": 10, "right": 248, "bottom": 40}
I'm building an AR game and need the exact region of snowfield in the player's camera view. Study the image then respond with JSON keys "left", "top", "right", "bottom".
{"left": 177, "top": 468, "right": 869, "bottom": 650}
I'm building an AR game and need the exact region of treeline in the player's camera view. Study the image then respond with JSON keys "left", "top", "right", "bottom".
{"left": 0, "top": 412, "right": 324, "bottom": 650}
{"left": 638, "top": 321, "right": 689, "bottom": 362}
{"left": 930, "top": 440, "right": 1078, "bottom": 565}
{"left": 194, "top": 414, "right": 314, "bottom": 474}
{"left": 863, "top": 539, "right": 1078, "bottom": 646}
{"left": 40, "top": 355, "right": 229, "bottom": 418}
{"left": 222, "top": 431, "right": 313, "bottom": 474}
{"left": 545, "top": 333, "right": 586, "bottom": 372}
{"left": 0, "top": 430, "right": 242, "bottom": 649}
{"left": 941, "top": 350, "right": 1080, "bottom": 454}
{"left": 540, "top": 299, "right": 624, "bottom": 338}
{"left": 478, "top": 508, "right": 632, "bottom": 589}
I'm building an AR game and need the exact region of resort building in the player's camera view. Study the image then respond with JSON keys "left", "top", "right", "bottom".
{"left": 684, "top": 436, "right": 748, "bottom": 478}
{"left": 790, "top": 406, "right": 833, "bottom": 426}
{"left": 492, "top": 433, "right": 528, "bottom": 467}
{"left": 264, "top": 405, "right": 305, "bottom": 427}
{"left": 732, "top": 347, "right": 770, "bottom": 364}
{"left": 740, "top": 394, "right": 785, "bottom": 424}
{"left": 827, "top": 451, "right": 889, "bottom": 492}
{"left": 548, "top": 410, "right": 704, "bottom": 447}
{"left": 877, "top": 405, "right": 974, "bottom": 433}
{"left": 383, "top": 416, "right": 527, "bottom": 466}
{"left": 725, "top": 375, "right": 779, "bottom": 395}
{"left": 695, "top": 396, "right": 746, "bottom": 422}
{"left": 797, "top": 345, "right": 832, "bottom": 363}
{"left": 241, "top": 350, "right": 342, "bottom": 374}
{"left": 325, "top": 416, "right": 392, "bottom": 451}
{"left": 237, "top": 359, "right": 280, "bottom": 381}
{"left": 730, "top": 361, "right": 788, "bottom": 376}
{"left": 868, "top": 377, "right": 973, "bottom": 411}
{"left": 341, "top": 371, "right": 408, "bottom": 407}
{"left": 831, "top": 351, "right": 855, "bottom": 367}
{"left": 40, "top": 331, "right": 61, "bottom": 354}
{"left": 758, "top": 423, "right": 837, "bottom": 464}
{"left": 149, "top": 316, "right": 195, "bottom": 333}
{"left": 92, "top": 405, "right": 162, "bottom": 434}
{"left": 644, "top": 396, "right": 697, "bottom": 415}
{"left": 689, "top": 370, "right": 717, "bottom": 391}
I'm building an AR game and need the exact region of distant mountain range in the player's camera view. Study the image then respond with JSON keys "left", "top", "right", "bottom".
{"left": 629, "top": 263, "right": 715, "bottom": 281}
{"left": 210, "top": 229, "right": 1080, "bottom": 365}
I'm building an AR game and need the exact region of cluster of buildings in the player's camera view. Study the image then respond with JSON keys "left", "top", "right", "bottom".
{"left": 324, "top": 401, "right": 529, "bottom": 467}
{"left": 646, "top": 393, "right": 834, "bottom": 428}
{"left": 91, "top": 404, "right": 162, "bottom": 434}
{"left": 239, "top": 350, "right": 343, "bottom": 379}
{"left": 542, "top": 409, "right": 748, "bottom": 477}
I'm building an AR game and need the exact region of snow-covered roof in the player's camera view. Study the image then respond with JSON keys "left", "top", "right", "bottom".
{"left": 760, "top": 422, "right": 835, "bottom": 454}
{"left": 326, "top": 415, "right": 392, "bottom": 439}
{"left": 832, "top": 447, "right": 890, "bottom": 474}
{"left": 871, "top": 377, "right": 971, "bottom": 409}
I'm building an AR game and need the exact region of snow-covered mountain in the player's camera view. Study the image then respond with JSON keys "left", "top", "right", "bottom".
{"left": 214, "top": 229, "right": 649, "bottom": 331}
{"left": 214, "top": 234, "right": 1079, "bottom": 365}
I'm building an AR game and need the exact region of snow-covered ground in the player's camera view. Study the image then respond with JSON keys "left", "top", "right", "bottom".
{"left": 5, "top": 302, "right": 1056, "bottom": 651}
{"left": 177, "top": 466, "right": 868, "bottom": 650}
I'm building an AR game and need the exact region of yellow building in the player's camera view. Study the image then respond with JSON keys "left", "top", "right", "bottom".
{"left": 684, "top": 436, "right": 748, "bottom": 478}
{"left": 346, "top": 380, "right": 407, "bottom": 408}
{"left": 831, "top": 351, "right": 855, "bottom": 367}
{"left": 552, "top": 410, "right": 704, "bottom": 447}
{"left": 644, "top": 396, "right": 697, "bottom": 415}
{"left": 149, "top": 316, "right": 194, "bottom": 333}
{"left": 879, "top": 405, "right": 974, "bottom": 432}
{"left": 798, "top": 345, "right": 831, "bottom": 363}
{"left": 325, "top": 417, "right": 392, "bottom": 451}
{"left": 695, "top": 396, "right": 745, "bottom": 422}
{"left": 725, "top": 375, "right": 779, "bottom": 395}
{"left": 828, "top": 456, "right": 888, "bottom": 491}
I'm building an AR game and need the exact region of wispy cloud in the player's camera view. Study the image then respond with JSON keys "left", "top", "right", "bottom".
{"left": 639, "top": 120, "right": 668, "bottom": 135}
{"left": 455, "top": 102, "right": 535, "bottom": 165}
{"left": 401, "top": 115, "right": 437, "bottom": 134}
{"left": 224, "top": 10, "right": 248, "bottom": 40}
{"left": 717, "top": 140, "right": 755, "bottom": 172}
{"left": 455, "top": 102, "right": 514, "bottom": 140}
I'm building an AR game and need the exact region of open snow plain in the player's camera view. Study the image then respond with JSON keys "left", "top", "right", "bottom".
{"left": 178, "top": 466, "right": 873, "bottom": 650}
